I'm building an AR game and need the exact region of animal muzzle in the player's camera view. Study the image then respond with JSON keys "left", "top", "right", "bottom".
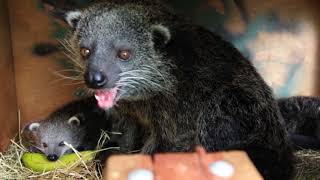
{"left": 47, "top": 154, "right": 59, "bottom": 161}
{"left": 84, "top": 69, "right": 108, "bottom": 89}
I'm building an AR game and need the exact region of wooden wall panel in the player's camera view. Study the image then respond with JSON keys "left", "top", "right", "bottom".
{"left": 7, "top": 0, "right": 79, "bottom": 128}
{"left": 0, "top": 0, "right": 18, "bottom": 151}
{"left": 175, "top": 0, "right": 320, "bottom": 97}
{"left": 238, "top": 0, "right": 320, "bottom": 96}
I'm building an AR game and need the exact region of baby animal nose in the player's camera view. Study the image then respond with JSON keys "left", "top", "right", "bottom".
{"left": 47, "top": 154, "right": 59, "bottom": 161}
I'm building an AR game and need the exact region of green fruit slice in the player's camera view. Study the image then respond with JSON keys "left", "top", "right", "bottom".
{"left": 22, "top": 151, "right": 95, "bottom": 172}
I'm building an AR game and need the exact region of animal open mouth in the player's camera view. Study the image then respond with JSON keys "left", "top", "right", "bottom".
{"left": 94, "top": 88, "right": 118, "bottom": 110}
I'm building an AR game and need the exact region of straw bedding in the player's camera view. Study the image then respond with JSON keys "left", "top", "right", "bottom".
{"left": 0, "top": 139, "right": 319, "bottom": 179}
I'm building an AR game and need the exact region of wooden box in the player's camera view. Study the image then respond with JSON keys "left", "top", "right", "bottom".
{"left": 1, "top": 0, "right": 320, "bottom": 179}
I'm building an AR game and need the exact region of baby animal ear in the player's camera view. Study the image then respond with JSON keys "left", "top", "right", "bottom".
{"left": 27, "top": 123, "right": 40, "bottom": 132}
{"left": 41, "top": 0, "right": 82, "bottom": 28}
{"left": 68, "top": 116, "right": 81, "bottom": 126}
{"left": 63, "top": 10, "right": 82, "bottom": 28}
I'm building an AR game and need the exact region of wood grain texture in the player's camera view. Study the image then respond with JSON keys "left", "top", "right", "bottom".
{"left": 0, "top": 0, "right": 18, "bottom": 151}
{"left": 154, "top": 153, "right": 206, "bottom": 180}
{"left": 225, "top": 0, "right": 320, "bottom": 97}
{"left": 103, "top": 150, "right": 262, "bottom": 180}
{"left": 104, "top": 155, "right": 153, "bottom": 180}
{"left": 7, "top": 0, "right": 81, "bottom": 128}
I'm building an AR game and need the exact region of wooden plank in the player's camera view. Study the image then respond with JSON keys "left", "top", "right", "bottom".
{"left": 0, "top": 0, "right": 18, "bottom": 151}
{"left": 154, "top": 153, "right": 206, "bottom": 180}
{"left": 103, "top": 150, "right": 263, "bottom": 180}
{"left": 7, "top": 0, "right": 80, "bottom": 127}
{"left": 104, "top": 155, "right": 153, "bottom": 180}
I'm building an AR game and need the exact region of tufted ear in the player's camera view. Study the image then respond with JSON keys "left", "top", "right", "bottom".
{"left": 52, "top": 9, "right": 82, "bottom": 28}
{"left": 63, "top": 10, "right": 82, "bottom": 28}
{"left": 68, "top": 116, "right": 81, "bottom": 126}
{"left": 27, "top": 123, "right": 40, "bottom": 132}
{"left": 41, "top": 0, "right": 82, "bottom": 28}
{"left": 151, "top": 24, "right": 171, "bottom": 47}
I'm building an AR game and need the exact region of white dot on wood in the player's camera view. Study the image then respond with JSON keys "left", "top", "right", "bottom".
{"left": 128, "top": 169, "right": 154, "bottom": 180}
{"left": 209, "top": 160, "right": 235, "bottom": 178}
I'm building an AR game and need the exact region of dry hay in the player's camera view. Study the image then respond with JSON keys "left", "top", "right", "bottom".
{"left": 1, "top": 140, "right": 319, "bottom": 180}
{"left": 0, "top": 128, "right": 119, "bottom": 180}
{"left": 0, "top": 114, "right": 319, "bottom": 180}
{"left": 0, "top": 140, "right": 102, "bottom": 179}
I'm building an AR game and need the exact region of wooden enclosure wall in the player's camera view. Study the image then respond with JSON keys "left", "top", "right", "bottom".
{"left": 7, "top": 0, "right": 79, "bottom": 133}
{"left": 174, "top": 0, "right": 320, "bottom": 97}
{"left": 0, "top": 0, "right": 18, "bottom": 151}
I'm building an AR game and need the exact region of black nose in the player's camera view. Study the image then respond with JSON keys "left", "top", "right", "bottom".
{"left": 47, "top": 154, "right": 59, "bottom": 161}
{"left": 84, "top": 70, "right": 108, "bottom": 89}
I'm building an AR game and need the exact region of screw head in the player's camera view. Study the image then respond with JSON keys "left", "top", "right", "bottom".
{"left": 128, "top": 169, "right": 154, "bottom": 180}
{"left": 209, "top": 160, "right": 235, "bottom": 178}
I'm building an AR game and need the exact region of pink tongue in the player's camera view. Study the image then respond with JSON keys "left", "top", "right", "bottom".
{"left": 94, "top": 89, "right": 117, "bottom": 110}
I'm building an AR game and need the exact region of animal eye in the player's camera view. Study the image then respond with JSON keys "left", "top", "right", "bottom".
{"left": 59, "top": 142, "right": 65, "bottom": 147}
{"left": 80, "top": 47, "right": 91, "bottom": 59}
{"left": 117, "top": 50, "right": 131, "bottom": 61}
{"left": 43, "top": 143, "right": 48, "bottom": 148}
